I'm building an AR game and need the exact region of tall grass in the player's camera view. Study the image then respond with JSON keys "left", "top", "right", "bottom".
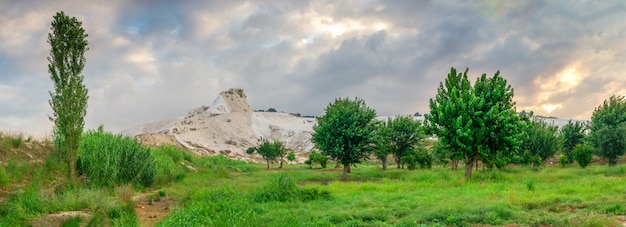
{"left": 152, "top": 145, "right": 192, "bottom": 185}
{"left": 78, "top": 129, "right": 156, "bottom": 187}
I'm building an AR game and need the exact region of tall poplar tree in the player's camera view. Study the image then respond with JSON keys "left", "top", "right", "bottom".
{"left": 48, "top": 11, "right": 89, "bottom": 185}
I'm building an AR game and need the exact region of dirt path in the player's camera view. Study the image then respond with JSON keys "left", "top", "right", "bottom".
{"left": 133, "top": 192, "right": 175, "bottom": 226}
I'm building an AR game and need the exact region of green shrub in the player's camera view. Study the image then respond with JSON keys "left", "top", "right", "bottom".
{"left": 402, "top": 147, "right": 432, "bottom": 170}
{"left": 558, "top": 154, "right": 569, "bottom": 168}
{"left": 306, "top": 151, "right": 328, "bottom": 168}
{"left": 573, "top": 144, "right": 594, "bottom": 168}
{"left": 78, "top": 129, "right": 156, "bottom": 187}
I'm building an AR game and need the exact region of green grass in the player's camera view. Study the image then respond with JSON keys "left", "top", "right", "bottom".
{"left": 2, "top": 132, "right": 626, "bottom": 227}
{"left": 158, "top": 163, "right": 626, "bottom": 226}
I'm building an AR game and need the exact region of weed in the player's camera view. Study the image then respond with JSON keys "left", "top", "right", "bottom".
{"left": 115, "top": 184, "right": 134, "bottom": 206}
{"left": 108, "top": 204, "right": 138, "bottom": 227}
{"left": 605, "top": 203, "right": 625, "bottom": 215}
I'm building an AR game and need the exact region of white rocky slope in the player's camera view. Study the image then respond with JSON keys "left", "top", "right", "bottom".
{"left": 121, "top": 88, "right": 315, "bottom": 162}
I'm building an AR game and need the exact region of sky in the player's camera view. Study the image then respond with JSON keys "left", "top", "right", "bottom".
{"left": 1, "top": 0, "right": 626, "bottom": 137}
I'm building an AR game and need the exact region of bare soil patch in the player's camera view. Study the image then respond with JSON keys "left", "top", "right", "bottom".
{"left": 133, "top": 192, "right": 174, "bottom": 227}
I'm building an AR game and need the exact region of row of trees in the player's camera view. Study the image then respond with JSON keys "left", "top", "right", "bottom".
{"left": 311, "top": 67, "right": 626, "bottom": 180}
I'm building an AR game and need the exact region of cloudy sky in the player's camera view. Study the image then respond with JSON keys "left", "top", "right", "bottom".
{"left": 1, "top": 0, "right": 625, "bottom": 137}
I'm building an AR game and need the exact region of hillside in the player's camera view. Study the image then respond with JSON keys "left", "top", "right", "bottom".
{"left": 121, "top": 88, "right": 315, "bottom": 162}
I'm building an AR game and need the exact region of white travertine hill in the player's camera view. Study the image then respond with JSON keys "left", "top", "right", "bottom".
{"left": 121, "top": 88, "right": 315, "bottom": 163}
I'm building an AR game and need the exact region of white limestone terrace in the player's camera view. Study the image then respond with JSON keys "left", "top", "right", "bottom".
{"left": 121, "top": 88, "right": 315, "bottom": 162}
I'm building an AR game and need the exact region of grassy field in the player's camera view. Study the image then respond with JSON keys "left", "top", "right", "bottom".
{"left": 1, "top": 131, "right": 626, "bottom": 226}
{"left": 158, "top": 162, "right": 626, "bottom": 226}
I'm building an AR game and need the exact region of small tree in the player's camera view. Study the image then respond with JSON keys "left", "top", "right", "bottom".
{"left": 306, "top": 151, "right": 328, "bottom": 168}
{"left": 518, "top": 115, "right": 561, "bottom": 167}
{"left": 561, "top": 120, "right": 586, "bottom": 164}
{"left": 247, "top": 140, "right": 285, "bottom": 168}
{"left": 573, "top": 143, "right": 594, "bottom": 168}
{"left": 275, "top": 142, "right": 288, "bottom": 168}
{"left": 48, "top": 11, "right": 89, "bottom": 185}
{"left": 589, "top": 95, "right": 626, "bottom": 166}
{"left": 286, "top": 151, "right": 296, "bottom": 164}
{"left": 373, "top": 116, "right": 424, "bottom": 169}
{"left": 312, "top": 97, "right": 376, "bottom": 180}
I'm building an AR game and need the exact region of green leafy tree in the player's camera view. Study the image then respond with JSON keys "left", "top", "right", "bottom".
{"left": 518, "top": 115, "right": 561, "bottom": 167}
{"left": 373, "top": 116, "right": 424, "bottom": 170}
{"left": 312, "top": 97, "right": 376, "bottom": 180}
{"left": 573, "top": 143, "right": 594, "bottom": 168}
{"left": 306, "top": 151, "right": 328, "bottom": 168}
{"left": 589, "top": 95, "right": 626, "bottom": 166}
{"left": 48, "top": 11, "right": 89, "bottom": 185}
{"left": 286, "top": 150, "right": 296, "bottom": 164}
{"left": 425, "top": 67, "right": 523, "bottom": 179}
{"left": 247, "top": 140, "right": 285, "bottom": 168}
{"left": 402, "top": 147, "right": 432, "bottom": 170}
{"left": 276, "top": 142, "right": 288, "bottom": 168}
{"left": 371, "top": 121, "right": 390, "bottom": 170}
{"left": 561, "top": 120, "right": 586, "bottom": 164}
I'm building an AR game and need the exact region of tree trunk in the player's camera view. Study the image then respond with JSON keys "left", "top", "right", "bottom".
{"left": 342, "top": 164, "right": 349, "bottom": 181}
{"left": 279, "top": 159, "right": 283, "bottom": 168}
{"left": 335, "top": 160, "right": 340, "bottom": 168}
{"left": 465, "top": 161, "right": 473, "bottom": 179}
{"left": 382, "top": 160, "right": 387, "bottom": 170}
{"left": 347, "top": 164, "right": 351, "bottom": 173}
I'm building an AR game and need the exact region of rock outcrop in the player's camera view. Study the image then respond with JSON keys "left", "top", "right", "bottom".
{"left": 121, "top": 88, "right": 315, "bottom": 162}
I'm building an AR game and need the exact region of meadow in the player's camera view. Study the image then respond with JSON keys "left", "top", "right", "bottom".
{"left": 1, "top": 131, "right": 626, "bottom": 226}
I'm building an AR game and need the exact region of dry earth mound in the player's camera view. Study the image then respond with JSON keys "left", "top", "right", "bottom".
{"left": 121, "top": 88, "right": 315, "bottom": 162}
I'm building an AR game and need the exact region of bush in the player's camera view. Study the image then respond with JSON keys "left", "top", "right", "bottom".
{"left": 78, "top": 129, "right": 156, "bottom": 187}
{"left": 558, "top": 154, "right": 569, "bottom": 168}
{"left": 573, "top": 144, "right": 594, "bottom": 168}
{"left": 306, "top": 151, "right": 328, "bottom": 168}
{"left": 402, "top": 147, "right": 432, "bottom": 170}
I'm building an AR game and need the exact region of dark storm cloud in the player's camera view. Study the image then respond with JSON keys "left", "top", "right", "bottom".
{"left": 1, "top": 0, "right": 626, "bottom": 136}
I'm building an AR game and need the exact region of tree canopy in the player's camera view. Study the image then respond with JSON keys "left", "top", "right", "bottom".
{"left": 425, "top": 67, "right": 523, "bottom": 179}
{"left": 561, "top": 120, "right": 586, "bottom": 164}
{"left": 312, "top": 97, "right": 376, "bottom": 180}
{"left": 589, "top": 95, "right": 626, "bottom": 166}
{"left": 373, "top": 116, "right": 424, "bottom": 170}
{"left": 518, "top": 114, "right": 561, "bottom": 167}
